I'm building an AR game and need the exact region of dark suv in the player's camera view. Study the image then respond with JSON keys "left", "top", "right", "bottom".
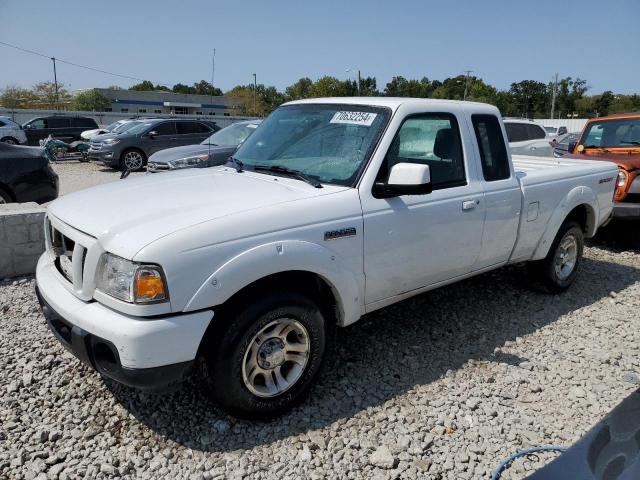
{"left": 23, "top": 116, "right": 98, "bottom": 145}
{"left": 89, "top": 118, "right": 218, "bottom": 170}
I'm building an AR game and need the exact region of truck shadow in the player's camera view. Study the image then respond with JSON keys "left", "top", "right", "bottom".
{"left": 105, "top": 255, "right": 640, "bottom": 454}
{"left": 587, "top": 219, "right": 640, "bottom": 253}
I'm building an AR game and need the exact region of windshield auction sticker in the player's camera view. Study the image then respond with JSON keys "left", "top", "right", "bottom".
{"left": 330, "top": 111, "right": 377, "bottom": 126}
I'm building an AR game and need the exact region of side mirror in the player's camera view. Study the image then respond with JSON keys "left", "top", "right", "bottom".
{"left": 373, "top": 163, "right": 432, "bottom": 198}
{"left": 567, "top": 141, "right": 577, "bottom": 153}
{"left": 147, "top": 131, "right": 158, "bottom": 138}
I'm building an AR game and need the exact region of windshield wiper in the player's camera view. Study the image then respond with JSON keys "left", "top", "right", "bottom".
{"left": 253, "top": 165, "right": 323, "bottom": 188}
{"left": 226, "top": 156, "right": 244, "bottom": 172}
{"left": 620, "top": 141, "right": 640, "bottom": 146}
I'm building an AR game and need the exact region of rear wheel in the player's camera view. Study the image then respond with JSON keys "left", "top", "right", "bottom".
{"left": 203, "top": 292, "right": 327, "bottom": 419}
{"left": 120, "top": 149, "right": 146, "bottom": 171}
{"left": 0, "top": 188, "right": 12, "bottom": 204}
{"left": 1, "top": 137, "right": 17, "bottom": 145}
{"left": 529, "top": 220, "right": 584, "bottom": 292}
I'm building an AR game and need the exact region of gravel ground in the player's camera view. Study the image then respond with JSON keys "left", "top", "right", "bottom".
{"left": 1, "top": 228, "right": 639, "bottom": 479}
{"left": 50, "top": 161, "right": 144, "bottom": 199}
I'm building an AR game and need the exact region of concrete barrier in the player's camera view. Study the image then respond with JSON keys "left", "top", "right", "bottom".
{"left": 0, "top": 203, "right": 46, "bottom": 279}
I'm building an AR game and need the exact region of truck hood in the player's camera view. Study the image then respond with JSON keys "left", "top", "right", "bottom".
{"left": 47, "top": 167, "right": 347, "bottom": 259}
{"left": 566, "top": 149, "right": 640, "bottom": 171}
{"left": 148, "top": 144, "right": 234, "bottom": 164}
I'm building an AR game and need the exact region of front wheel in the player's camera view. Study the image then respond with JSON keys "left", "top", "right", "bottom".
{"left": 203, "top": 292, "right": 327, "bottom": 419}
{"left": 1, "top": 137, "right": 17, "bottom": 145}
{"left": 529, "top": 220, "right": 584, "bottom": 292}
{"left": 120, "top": 149, "right": 146, "bottom": 171}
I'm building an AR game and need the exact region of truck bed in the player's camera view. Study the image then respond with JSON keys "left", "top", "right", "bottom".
{"left": 512, "top": 155, "right": 616, "bottom": 185}
{"left": 509, "top": 154, "right": 618, "bottom": 262}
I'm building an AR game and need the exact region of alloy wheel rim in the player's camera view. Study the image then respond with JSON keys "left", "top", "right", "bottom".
{"left": 242, "top": 318, "right": 310, "bottom": 398}
{"left": 124, "top": 152, "right": 143, "bottom": 170}
{"left": 554, "top": 234, "right": 578, "bottom": 280}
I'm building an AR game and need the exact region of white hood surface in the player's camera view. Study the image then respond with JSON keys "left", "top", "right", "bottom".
{"left": 48, "top": 167, "right": 346, "bottom": 259}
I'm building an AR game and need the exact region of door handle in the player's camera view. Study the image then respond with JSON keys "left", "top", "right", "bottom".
{"left": 462, "top": 200, "right": 478, "bottom": 211}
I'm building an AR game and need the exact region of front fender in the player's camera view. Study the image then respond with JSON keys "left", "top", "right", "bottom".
{"left": 531, "top": 186, "right": 598, "bottom": 261}
{"left": 184, "top": 240, "right": 364, "bottom": 326}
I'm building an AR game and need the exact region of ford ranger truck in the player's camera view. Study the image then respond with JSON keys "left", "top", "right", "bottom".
{"left": 35, "top": 98, "right": 618, "bottom": 418}
{"left": 565, "top": 113, "right": 640, "bottom": 219}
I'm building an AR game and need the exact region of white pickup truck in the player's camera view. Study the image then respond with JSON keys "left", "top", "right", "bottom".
{"left": 36, "top": 98, "right": 617, "bottom": 418}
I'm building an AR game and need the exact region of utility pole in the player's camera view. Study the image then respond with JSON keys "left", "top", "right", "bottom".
{"left": 252, "top": 73, "right": 257, "bottom": 117}
{"left": 210, "top": 49, "right": 216, "bottom": 106}
{"left": 463, "top": 70, "right": 472, "bottom": 101}
{"left": 550, "top": 72, "right": 558, "bottom": 119}
{"left": 51, "top": 57, "right": 60, "bottom": 110}
{"left": 357, "top": 70, "right": 361, "bottom": 96}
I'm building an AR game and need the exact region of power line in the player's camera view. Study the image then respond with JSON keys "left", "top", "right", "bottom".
{"left": 0, "top": 40, "right": 172, "bottom": 87}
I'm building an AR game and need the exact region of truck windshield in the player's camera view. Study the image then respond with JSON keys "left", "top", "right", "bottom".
{"left": 581, "top": 118, "right": 640, "bottom": 148}
{"left": 234, "top": 104, "right": 390, "bottom": 186}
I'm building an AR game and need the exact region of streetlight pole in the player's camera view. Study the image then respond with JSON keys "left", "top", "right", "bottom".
{"left": 210, "top": 49, "right": 216, "bottom": 106}
{"left": 346, "top": 68, "right": 361, "bottom": 95}
{"left": 252, "top": 73, "right": 257, "bottom": 117}
{"left": 51, "top": 57, "right": 60, "bottom": 110}
{"left": 550, "top": 72, "right": 558, "bottom": 119}
{"left": 463, "top": 70, "right": 472, "bottom": 101}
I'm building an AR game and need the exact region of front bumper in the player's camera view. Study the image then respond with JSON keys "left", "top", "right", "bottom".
{"left": 35, "top": 254, "right": 213, "bottom": 390}
{"left": 612, "top": 202, "right": 640, "bottom": 219}
{"left": 88, "top": 147, "right": 118, "bottom": 166}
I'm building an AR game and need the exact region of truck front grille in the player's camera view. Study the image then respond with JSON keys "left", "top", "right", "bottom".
{"left": 46, "top": 217, "right": 87, "bottom": 289}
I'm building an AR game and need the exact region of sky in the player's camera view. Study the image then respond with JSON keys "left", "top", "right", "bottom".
{"left": 1, "top": 0, "right": 639, "bottom": 95}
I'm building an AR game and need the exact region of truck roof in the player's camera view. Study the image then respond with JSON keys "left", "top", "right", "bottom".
{"left": 586, "top": 112, "right": 640, "bottom": 122}
{"left": 285, "top": 96, "right": 498, "bottom": 113}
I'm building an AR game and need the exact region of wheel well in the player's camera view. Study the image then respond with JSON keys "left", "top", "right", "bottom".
{"left": 566, "top": 204, "right": 592, "bottom": 233}
{"left": 0, "top": 137, "right": 18, "bottom": 143}
{"left": 197, "top": 271, "right": 340, "bottom": 358}
{"left": 224, "top": 271, "right": 339, "bottom": 325}
{"left": 120, "top": 147, "right": 146, "bottom": 160}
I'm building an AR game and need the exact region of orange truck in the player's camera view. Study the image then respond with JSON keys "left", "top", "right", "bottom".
{"left": 566, "top": 113, "right": 640, "bottom": 219}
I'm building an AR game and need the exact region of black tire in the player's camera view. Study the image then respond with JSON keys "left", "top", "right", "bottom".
{"left": 1, "top": 137, "right": 18, "bottom": 145}
{"left": 203, "top": 291, "right": 327, "bottom": 419}
{"left": 0, "top": 188, "right": 12, "bottom": 204}
{"left": 119, "top": 149, "right": 147, "bottom": 171}
{"left": 529, "top": 220, "right": 584, "bottom": 292}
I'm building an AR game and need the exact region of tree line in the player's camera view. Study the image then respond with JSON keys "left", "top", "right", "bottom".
{"left": 2, "top": 75, "right": 639, "bottom": 119}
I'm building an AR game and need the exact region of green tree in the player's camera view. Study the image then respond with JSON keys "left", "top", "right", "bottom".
{"left": 33, "top": 81, "right": 70, "bottom": 109}
{"left": 0, "top": 85, "right": 38, "bottom": 108}
{"left": 285, "top": 77, "right": 313, "bottom": 101}
{"left": 129, "top": 80, "right": 156, "bottom": 91}
{"left": 71, "top": 89, "right": 110, "bottom": 111}
{"left": 358, "top": 76, "right": 379, "bottom": 96}
{"left": 172, "top": 83, "right": 195, "bottom": 94}
{"left": 192, "top": 80, "right": 222, "bottom": 96}
{"left": 384, "top": 76, "right": 434, "bottom": 97}
{"left": 508, "top": 80, "right": 549, "bottom": 118}
{"left": 309, "top": 76, "right": 353, "bottom": 97}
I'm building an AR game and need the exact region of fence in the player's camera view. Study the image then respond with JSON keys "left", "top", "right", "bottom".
{"left": 0, "top": 108, "right": 259, "bottom": 129}
{"left": 534, "top": 118, "right": 588, "bottom": 133}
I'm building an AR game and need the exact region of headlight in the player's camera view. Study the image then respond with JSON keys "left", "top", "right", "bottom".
{"left": 103, "top": 138, "right": 120, "bottom": 145}
{"left": 617, "top": 170, "right": 628, "bottom": 188}
{"left": 95, "top": 253, "right": 168, "bottom": 303}
{"left": 167, "top": 154, "right": 210, "bottom": 170}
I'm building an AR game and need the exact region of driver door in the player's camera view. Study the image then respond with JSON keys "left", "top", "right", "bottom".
{"left": 361, "top": 112, "right": 485, "bottom": 305}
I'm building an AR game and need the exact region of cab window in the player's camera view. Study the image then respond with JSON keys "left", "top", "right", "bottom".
{"left": 472, "top": 114, "right": 510, "bottom": 181}
{"left": 378, "top": 113, "right": 466, "bottom": 189}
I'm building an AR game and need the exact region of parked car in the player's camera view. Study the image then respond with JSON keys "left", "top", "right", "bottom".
{"left": 544, "top": 125, "right": 568, "bottom": 138}
{"left": 0, "top": 143, "right": 58, "bottom": 204}
{"left": 23, "top": 116, "right": 98, "bottom": 146}
{"left": 504, "top": 118, "right": 553, "bottom": 156}
{"left": 564, "top": 113, "right": 640, "bottom": 219}
{"left": 147, "top": 120, "right": 262, "bottom": 172}
{"left": 551, "top": 132, "right": 580, "bottom": 157}
{"left": 0, "top": 116, "right": 28, "bottom": 145}
{"left": 36, "top": 97, "right": 617, "bottom": 418}
{"left": 81, "top": 119, "right": 132, "bottom": 140}
{"left": 89, "top": 118, "right": 217, "bottom": 171}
